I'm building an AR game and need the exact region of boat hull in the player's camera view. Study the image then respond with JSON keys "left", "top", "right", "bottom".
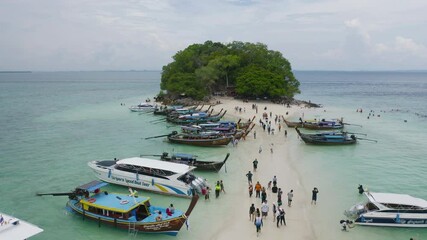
{"left": 299, "top": 136, "right": 356, "bottom": 145}
{"left": 302, "top": 122, "right": 344, "bottom": 130}
{"left": 283, "top": 118, "right": 303, "bottom": 128}
{"left": 355, "top": 212, "right": 427, "bottom": 227}
{"left": 295, "top": 128, "right": 356, "bottom": 145}
{"left": 167, "top": 135, "right": 232, "bottom": 146}
{"left": 161, "top": 153, "right": 230, "bottom": 172}
{"left": 129, "top": 107, "right": 156, "bottom": 113}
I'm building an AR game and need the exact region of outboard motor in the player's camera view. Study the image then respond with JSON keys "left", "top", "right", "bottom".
{"left": 344, "top": 203, "right": 366, "bottom": 219}
{"left": 190, "top": 177, "right": 205, "bottom": 194}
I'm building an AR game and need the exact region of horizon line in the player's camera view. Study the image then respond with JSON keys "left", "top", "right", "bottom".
{"left": 1, "top": 69, "right": 427, "bottom": 73}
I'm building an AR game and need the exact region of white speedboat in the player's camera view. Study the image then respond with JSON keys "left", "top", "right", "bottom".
{"left": 129, "top": 102, "right": 157, "bottom": 112}
{"left": 88, "top": 157, "right": 208, "bottom": 198}
{"left": 345, "top": 192, "right": 427, "bottom": 227}
{"left": 0, "top": 212, "right": 43, "bottom": 239}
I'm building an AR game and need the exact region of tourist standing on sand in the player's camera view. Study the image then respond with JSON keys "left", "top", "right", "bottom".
{"left": 276, "top": 208, "right": 281, "bottom": 227}
{"left": 277, "top": 190, "right": 283, "bottom": 206}
{"left": 285, "top": 130, "right": 287, "bottom": 138}
{"left": 254, "top": 214, "right": 263, "bottom": 236}
{"left": 261, "top": 187, "right": 267, "bottom": 203}
{"left": 249, "top": 184, "right": 254, "bottom": 197}
{"left": 252, "top": 158, "right": 258, "bottom": 172}
{"left": 249, "top": 203, "right": 255, "bottom": 221}
{"left": 261, "top": 201, "right": 269, "bottom": 219}
{"left": 246, "top": 171, "right": 253, "bottom": 184}
{"left": 254, "top": 131, "right": 256, "bottom": 139}
{"left": 255, "top": 182, "right": 262, "bottom": 198}
{"left": 279, "top": 208, "right": 286, "bottom": 226}
{"left": 287, "top": 190, "right": 294, "bottom": 207}
{"left": 273, "top": 176, "right": 277, "bottom": 186}
{"left": 312, "top": 187, "right": 319, "bottom": 205}
{"left": 272, "top": 203, "right": 277, "bottom": 222}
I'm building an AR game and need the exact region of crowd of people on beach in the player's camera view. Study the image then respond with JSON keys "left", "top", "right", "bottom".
{"left": 236, "top": 104, "right": 322, "bottom": 237}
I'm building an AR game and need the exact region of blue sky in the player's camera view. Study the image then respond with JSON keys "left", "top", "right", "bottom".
{"left": 1, "top": 0, "right": 426, "bottom": 71}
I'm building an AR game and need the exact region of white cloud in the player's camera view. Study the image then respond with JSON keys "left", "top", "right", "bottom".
{"left": 394, "top": 36, "right": 427, "bottom": 57}
{"left": 0, "top": 0, "right": 426, "bottom": 70}
{"left": 345, "top": 18, "right": 361, "bottom": 28}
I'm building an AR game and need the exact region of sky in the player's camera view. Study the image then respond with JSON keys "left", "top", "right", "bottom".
{"left": 1, "top": 0, "right": 426, "bottom": 71}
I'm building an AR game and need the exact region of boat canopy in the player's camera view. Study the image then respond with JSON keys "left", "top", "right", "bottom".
{"left": 77, "top": 180, "right": 108, "bottom": 192}
{"left": 367, "top": 192, "right": 427, "bottom": 209}
{"left": 117, "top": 157, "right": 195, "bottom": 174}
{"left": 80, "top": 193, "right": 149, "bottom": 213}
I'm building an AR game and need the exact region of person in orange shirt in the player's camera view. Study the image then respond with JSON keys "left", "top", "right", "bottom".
{"left": 255, "top": 181, "right": 262, "bottom": 198}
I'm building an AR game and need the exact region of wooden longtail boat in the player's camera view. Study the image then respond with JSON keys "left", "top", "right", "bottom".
{"left": 302, "top": 120, "right": 344, "bottom": 130}
{"left": 167, "top": 110, "right": 227, "bottom": 125}
{"left": 37, "top": 181, "right": 199, "bottom": 236}
{"left": 167, "top": 132, "right": 232, "bottom": 146}
{"left": 295, "top": 128, "right": 356, "bottom": 145}
{"left": 238, "top": 116, "right": 256, "bottom": 130}
{"left": 282, "top": 116, "right": 303, "bottom": 128}
{"left": 153, "top": 105, "right": 184, "bottom": 115}
{"left": 155, "top": 152, "right": 230, "bottom": 172}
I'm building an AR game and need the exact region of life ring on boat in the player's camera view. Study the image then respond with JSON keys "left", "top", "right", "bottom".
{"left": 120, "top": 200, "right": 129, "bottom": 205}
{"left": 88, "top": 198, "right": 96, "bottom": 203}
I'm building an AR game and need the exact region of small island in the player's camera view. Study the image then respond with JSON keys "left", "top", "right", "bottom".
{"left": 158, "top": 41, "right": 301, "bottom": 104}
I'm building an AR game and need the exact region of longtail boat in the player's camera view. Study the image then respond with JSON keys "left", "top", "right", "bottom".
{"left": 153, "top": 105, "right": 184, "bottom": 115}
{"left": 295, "top": 128, "right": 356, "bottom": 145}
{"left": 302, "top": 119, "right": 344, "bottom": 130}
{"left": 167, "top": 110, "right": 227, "bottom": 125}
{"left": 145, "top": 152, "right": 230, "bottom": 172}
{"left": 167, "top": 132, "right": 232, "bottom": 146}
{"left": 238, "top": 116, "right": 256, "bottom": 130}
{"left": 37, "top": 181, "right": 198, "bottom": 236}
{"left": 282, "top": 116, "right": 303, "bottom": 128}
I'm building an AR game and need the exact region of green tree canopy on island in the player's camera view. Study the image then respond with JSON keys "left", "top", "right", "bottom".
{"left": 160, "top": 41, "right": 300, "bottom": 100}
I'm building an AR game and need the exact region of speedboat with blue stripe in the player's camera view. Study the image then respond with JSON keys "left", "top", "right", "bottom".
{"left": 88, "top": 157, "right": 208, "bottom": 198}
{"left": 345, "top": 192, "right": 427, "bottom": 227}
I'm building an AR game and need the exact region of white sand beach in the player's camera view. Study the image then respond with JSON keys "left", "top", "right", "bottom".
{"left": 205, "top": 97, "right": 319, "bottom": 240}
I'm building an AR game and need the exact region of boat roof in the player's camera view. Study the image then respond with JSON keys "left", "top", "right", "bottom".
{"left": 117, "top": 157, "right": 195, "bottom": 173}
{"left": 366, "top": 192, "right": 427, "bottom": 208}
{"left": 77, "top": 180, "right": 108, "bottom": 192}
{"left": 0, "top": 213, "right": 43, "bottom": 239}
{"left": 80, "top": 193, "right": 150, "bottom": 213}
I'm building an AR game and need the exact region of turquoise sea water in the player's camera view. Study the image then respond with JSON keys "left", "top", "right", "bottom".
{"left": 0, "top": 71, "right": 426, "bottom": 240}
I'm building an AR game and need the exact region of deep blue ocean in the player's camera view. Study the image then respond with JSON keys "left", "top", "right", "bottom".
{"left": 0, "top": 71, "right": 426, "bottom": 240}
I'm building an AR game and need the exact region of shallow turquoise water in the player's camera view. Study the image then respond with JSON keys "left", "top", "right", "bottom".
{"left": 0, "top": 71, "right": 426, "bottom": 239}
{"left": 293, "top": 71, "right": 427, "bottom": 239}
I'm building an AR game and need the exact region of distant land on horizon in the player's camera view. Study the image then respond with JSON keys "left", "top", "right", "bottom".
{"left": 1, "top": 69, "right": 427, "bottom": 73}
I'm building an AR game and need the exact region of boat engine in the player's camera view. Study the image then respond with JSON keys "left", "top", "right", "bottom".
{"left": 344, "top": 203, "right": 366, "bottom": 219}
{"left": 190, "top": 177, "right": 205, "bottom": 194}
